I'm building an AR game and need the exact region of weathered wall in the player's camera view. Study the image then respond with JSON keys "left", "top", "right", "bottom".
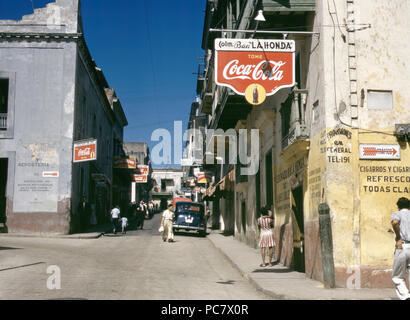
{"left": 0, "top": 41, "right": 77, "bottom": 233}
{"left": 0, "top": 0, "right": 82, "bottom": 234}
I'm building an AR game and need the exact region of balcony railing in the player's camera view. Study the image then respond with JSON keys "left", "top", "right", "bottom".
{"left": 0, "top": 113, "right": 7, "bottom": 130}
{"left": 281, "top": 89, "right": 309, "bottom": 151}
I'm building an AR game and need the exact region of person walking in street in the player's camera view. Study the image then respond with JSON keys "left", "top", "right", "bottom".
{"left": 391, "top": 197, "right": 410, "bottom": 300}
{"left": 257, "top": 206, "right": 275, "bottom": 267}
{"left": 110, "top": 205, "right": 121, "bottom": 234}
{"left": 148, "top": 201, "right": 154, "bottom": 219}
{"left": 120, "top": 216, "right": 128, "bottom": 235}
{"left": 136, "top": 200, "right": 145, "bottom": 230}
{"left": 160, "top": 203, "right": 175, "bottom": 243}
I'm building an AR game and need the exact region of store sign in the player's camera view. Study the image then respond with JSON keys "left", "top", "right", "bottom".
{"left": 73, "top": 139, "right": 97, "bottom": 163}
{"left": 114, "top": 157, "right": 136, "bottom": 169}
{"left": 135, "top": 165, "right": 149, "bottom": 175}
{"left": 215, "top": 38, "right": 295, "bottom": 105}
{"left": 197, "top": 172, "right": 213, "bottom": 184}
{"left": 360, "top": 144, "right": 401, "bottom": 160}
{"left": 42, "top": 171, "right": 59, "bottom": 178}
{"left": 133, "top": 175, "right": 148, "bottom": 183}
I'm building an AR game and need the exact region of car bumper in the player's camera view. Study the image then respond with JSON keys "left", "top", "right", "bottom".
{"left": 173, "top": 224, "right": 206, "bottom": 232}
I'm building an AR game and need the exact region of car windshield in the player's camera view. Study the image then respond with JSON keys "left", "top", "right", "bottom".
{"left": 176, "top": 203, "right": 203, "bottom": 215}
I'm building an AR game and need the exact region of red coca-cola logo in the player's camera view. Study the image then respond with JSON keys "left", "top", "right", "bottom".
{"left": 215, "top": 41, "right": 295, "bottom": 97}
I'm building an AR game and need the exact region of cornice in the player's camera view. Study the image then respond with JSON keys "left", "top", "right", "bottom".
{"left": 0, "top": 32, "right": 82, "bottom": 42}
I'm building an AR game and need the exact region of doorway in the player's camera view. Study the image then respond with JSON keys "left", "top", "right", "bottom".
{"left": 241, "top": 201, "right": 246, "bottom": 234}
{"left": 292, "top": 185, "right": 305, "bottom": 272}
{"left": 0, "top": 158, "right": 8, "bottom": 224}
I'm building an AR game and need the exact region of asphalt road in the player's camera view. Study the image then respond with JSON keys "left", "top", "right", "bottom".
{"left": 0, "top": 212, "right": 271, "bottom": 300}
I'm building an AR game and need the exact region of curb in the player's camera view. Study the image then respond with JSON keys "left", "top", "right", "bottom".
{"left": 0, "top": 232, "right": 104, "bottom": 239}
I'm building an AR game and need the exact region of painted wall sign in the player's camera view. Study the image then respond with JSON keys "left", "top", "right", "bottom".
{"left": 73, "top": 139, "right": 97, "bottom": 163}
{"left": 215, "top": 38, "right": 295, "bottom": 105}
{"left": 114, "top": 157, "right": 136, "bottom": 169}
{"left": 133, "top": 175, "right": 148, "bottom": 183}
{"left": 359, "top": 144, "right": 400, "bottom": 160}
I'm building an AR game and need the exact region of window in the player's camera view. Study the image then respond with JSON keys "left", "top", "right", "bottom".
{"left": 367, "top": 90, "right": 393, "bottom": 110}
{"left": 280, "top": 95, "right": 292, "bottom": 140}
{"left": 0, "top": 79, "right": 9, "bottom": 130}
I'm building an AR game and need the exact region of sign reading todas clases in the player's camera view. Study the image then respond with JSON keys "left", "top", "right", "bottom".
{"left": 215, "top": 38, "right": 295, "bottom": 105}
{"left": 73, "top": 139, "right": 97, "bottom": 163}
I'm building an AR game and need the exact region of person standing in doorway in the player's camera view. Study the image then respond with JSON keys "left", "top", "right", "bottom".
{"left": 257, "top": 206, "right": 275, "bottom": 267}
{"left": 391, "top": 197, "right": 410, "bottom": 300}
{"left": 78, "top": 196, "right": 91, "bottom": 232}
{"left": 160, "top": 204, "right": 175, "bottom": 243}
{"left": 110, "top": 205, "right": 121, "bottom": 234}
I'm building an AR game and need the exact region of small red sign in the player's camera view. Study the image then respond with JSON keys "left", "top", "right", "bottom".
{"left": 135, "top": 165, "right": 149, "bottom": 176}
{"left": 73, "top": 139, "right": 97, "bottom": 163}
{"left": 133, "top": 175, "right": 148, "bottom": 183}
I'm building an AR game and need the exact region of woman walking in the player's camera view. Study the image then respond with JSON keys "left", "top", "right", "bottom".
{"left": 160, "top": 204, "right": 175, "bottom": 242}
{"left": 257, "top": 207, "right": 275, "bottom": 267}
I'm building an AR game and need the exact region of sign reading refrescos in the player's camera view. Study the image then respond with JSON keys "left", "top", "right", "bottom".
{"left": 360, "top": 144, "right": 401, "bottom": 160}
{"left": 215, "top": 38, "right": 295, "bottom": 105}
{"left": 73, "top": 139, "right": 97, "bottom": 163}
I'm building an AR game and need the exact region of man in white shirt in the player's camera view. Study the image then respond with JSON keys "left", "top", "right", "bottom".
{"left": 391, "top": 197, "right": 410, "bottom": 300}
{"left": 160, "top": 204, "right": 175, "bottom": 242}
{"left": 110, "top": 205, "right": 121, "bottom": 234}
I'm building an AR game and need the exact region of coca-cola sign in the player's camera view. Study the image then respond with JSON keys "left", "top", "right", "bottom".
{"left": 215, "top": 39, "right": 295, "bottom": 105}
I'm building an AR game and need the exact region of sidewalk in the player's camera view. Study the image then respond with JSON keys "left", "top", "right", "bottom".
{"left": 0, "top": 223, "right": 110, "bottom": 239}
{"left": 207, "top": 230, "right": 397, "bottom": 300}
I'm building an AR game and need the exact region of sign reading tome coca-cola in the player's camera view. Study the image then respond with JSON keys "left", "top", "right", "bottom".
{"left": 215, "top": 38, "right": 295, "bottom": 105}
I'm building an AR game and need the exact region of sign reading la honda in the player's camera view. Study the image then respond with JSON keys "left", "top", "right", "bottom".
{"left": 215, "top": 38, "right": 295, "bottom": 105}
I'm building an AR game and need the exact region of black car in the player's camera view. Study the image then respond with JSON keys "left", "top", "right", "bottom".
{"left": 173, "top": 202, "right": 207, "bottom": 237}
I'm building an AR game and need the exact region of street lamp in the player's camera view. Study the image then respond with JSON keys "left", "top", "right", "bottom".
{"left": 252, "top": 10, "right": 266, "bottom": 39}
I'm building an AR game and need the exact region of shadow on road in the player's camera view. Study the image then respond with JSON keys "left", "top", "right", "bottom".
{"left": 0, "top": 246, "right": 22, "bottom": 251}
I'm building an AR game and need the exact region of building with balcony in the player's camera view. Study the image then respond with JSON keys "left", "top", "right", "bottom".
{"left": 196, "top": 0, "right": 410, "bottom": 288}
{"left": 0, "top": 0, "right": 128, "bottom": 234}
{"left": 151, "top": 168, "right": 184, "bottom": 210}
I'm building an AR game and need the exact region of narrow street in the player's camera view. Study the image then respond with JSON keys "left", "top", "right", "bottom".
{"left": 0, "top": 213, "right": 271, "bottom": 300}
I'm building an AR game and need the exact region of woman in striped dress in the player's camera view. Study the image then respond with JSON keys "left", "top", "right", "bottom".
{"left": 257, "top": 207, "right": 275, "bottom": 267}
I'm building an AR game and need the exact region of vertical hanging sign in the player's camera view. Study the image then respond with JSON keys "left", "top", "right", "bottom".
{"left": 215, "top": 38, "right": 295, "bottom": 105}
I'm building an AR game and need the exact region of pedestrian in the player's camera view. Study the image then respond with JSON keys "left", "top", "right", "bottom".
{"left": 143, "top": 201, "right": 149, "bottom": 219}
{"left": 110, "top": 205, "right": 121, "bottom": 234}
{"left": 160, "top": 203, "right": 175, "bottom": 243}
{"left": 120, "top": 216, "right": 128, "bottom": 235}
{"left": 78, "top": 196, "right": 91, "bottom": 232}
{"left": 136, "top": 200, "right": 145, "bottom": 230}
{"left": 257, "top": 206, "right": 275, "bottom": 267}
{"left": 148, "top": 201, "right": 154, "bottom": 219}
{"left": 391, "top": 197, "right": 410, "bottom": 300}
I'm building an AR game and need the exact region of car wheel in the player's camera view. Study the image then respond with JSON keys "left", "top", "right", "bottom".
{"left": 199, "top": 230, "right": 206, "bottom": 237}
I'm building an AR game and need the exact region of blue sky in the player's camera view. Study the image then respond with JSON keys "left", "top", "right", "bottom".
{"left": 0, "top": 0, "right": 206, "bottom": 166}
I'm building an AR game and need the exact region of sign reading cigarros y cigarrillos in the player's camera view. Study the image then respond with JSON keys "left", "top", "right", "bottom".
{"left": 215, "top": 38, "right": 295, "bottom": 105}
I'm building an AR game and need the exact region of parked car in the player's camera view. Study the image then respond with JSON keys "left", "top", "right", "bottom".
{"left": 173, "top": 202, "right": 206, "bottom": 237}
